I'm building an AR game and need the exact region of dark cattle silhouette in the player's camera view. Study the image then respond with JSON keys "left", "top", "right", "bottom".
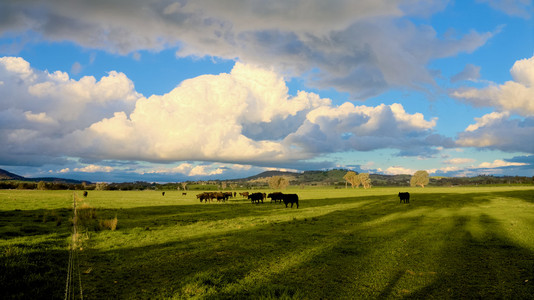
{"left": 268, "top": 192, "right": 284, "bottom": 203}
{"left": 214, "top": 192, "right": 228, "bottom": 202}
{"left": 182, "top": 192, "right": 187, "bottom": 196}
{"left": 398, "top": 192, "right": 410, "bottom": 204}
{"left": 282, "top": 194, "right": 299, "bottom": 208}
{"left": 197, "top": 192, "right": 211, "bottom": 203}
{"left": 248, "top": 192, "right": 264, "bottom": 204}
{"left": 162, "top": 192, "right": 165, "bottom": 196}
{"left": 83, "top": 191, "right": 88, "bottom": 197}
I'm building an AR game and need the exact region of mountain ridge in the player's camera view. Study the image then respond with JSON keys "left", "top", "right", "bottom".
{"left": 0, "top": 168, "right": 89, "bottom": 184}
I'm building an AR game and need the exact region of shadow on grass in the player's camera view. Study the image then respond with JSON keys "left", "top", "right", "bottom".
{"left": 403, "top": 213, "right": 534, "bottom": 299}
{"left": 0, "top": 208, "right": 71, "bottom": 299}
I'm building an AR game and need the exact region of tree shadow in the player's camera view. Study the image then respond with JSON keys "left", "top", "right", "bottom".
{"left": 2, "top": 188, "right": 534, "bottom": 299}
{"left": 0, "top": 208, "right": 72, "bottom": 299}
{"left": 404, "top": 213, "right": 534, "bottom": 299}
{"left": 75, "top": 197, "right": 429, "bottom": 299}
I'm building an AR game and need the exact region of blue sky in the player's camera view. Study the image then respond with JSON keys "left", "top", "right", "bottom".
{"left": 0, "top": 0, "right": 533, "bottom": 182}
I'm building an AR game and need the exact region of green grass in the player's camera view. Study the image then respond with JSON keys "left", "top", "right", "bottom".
{"left": 1, "top": 187, "right": 534, "bottom": 299}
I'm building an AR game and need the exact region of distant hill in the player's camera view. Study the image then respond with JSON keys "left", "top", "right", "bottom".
{"left": 239, "top": 169, "right": 411, "bottom": 186}
{"left": 0, "top": 168, "right": 25, "bottom": 181}
{"left": 0, "top": 168, "right": 89, "bottom": 184}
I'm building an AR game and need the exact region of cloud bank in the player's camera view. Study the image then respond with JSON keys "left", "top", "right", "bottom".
{"left": 0, "top": 0, "right": 495, "bottom": 99}
{"left": 1, "top": 57, "right": 448, "bottom": 169}
{"left": 452, "top": 56, "right": 534, "bottom": 116}
{"left": 453, "top": 55, "right": 534, "bottom": 154}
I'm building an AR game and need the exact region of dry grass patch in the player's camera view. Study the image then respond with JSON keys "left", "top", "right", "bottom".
{"left": 99, "top": 216, "right": 118, "bottom": 231}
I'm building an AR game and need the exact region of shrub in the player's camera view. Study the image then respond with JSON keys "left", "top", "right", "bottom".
{"left": 99, "top": 216, "right": 118, "bottom": 231}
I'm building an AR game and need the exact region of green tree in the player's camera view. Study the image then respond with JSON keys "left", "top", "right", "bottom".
{"left": 359, "top": 173, "right": 372, "bottom": 189}
{"left": 411, "top": 170, "right": 429, "bottom": 188}
{"left": 343, "top": 171, "right": 360, "bottom": 188}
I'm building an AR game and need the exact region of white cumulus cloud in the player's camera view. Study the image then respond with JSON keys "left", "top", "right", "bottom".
{"left": 73, "top": 165, "right": 114, "bottom": 173}
{"left": 0, "top": 56, "right": 141, "bottom": 165}
{"left": 384, "top": 166, "right": 415, "bottom": 175}
{"left": 1, "top": 57, "right": 451, "bottom": 169}
{"left": 452, "top": 55, "right": 534, "bottom": 116}
{"left": 444, "top": 158, "right": 476, "bottom": 165}
{"left": 478, "top": 159, "right": 527, "bottom": 168}
{"left": 457, "top": 112, "right": 534, "bottom": 153}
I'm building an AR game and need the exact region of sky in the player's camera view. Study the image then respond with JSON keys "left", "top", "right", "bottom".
{"left": 0, "top": 0, "right": 533, "bottom": 182}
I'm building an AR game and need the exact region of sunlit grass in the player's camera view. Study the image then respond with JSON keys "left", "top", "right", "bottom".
{"left": 1, "top": 186, "right": 533, "bottom": 299}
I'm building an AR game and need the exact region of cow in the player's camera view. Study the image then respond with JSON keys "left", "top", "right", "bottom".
{"left": 162, "top": 192, "right": 165, "bottom": 196}
{"left": 398, "top": 192, "right": 410, "bottom": 204}
{"left": 240, "top": 192, "right": 250, "bottom": 198}
{"left": 268, "top": 192, "right": 284, "bottom": 203}
{"left": 197, "top": 192, "right": 214, "bottom": 203}
{"left": 182, "top": 192, "right": 187, "bottom": 196}
{"left": 83, "top": 191, "right": 88, "bottom": 197}
{"left": 214, "top": 192, "right": 227, "bottom": 202}
{"left": 197, "top": 192, "right": 208, "bottom": 203}
{"left": 282, "top": 194, "right": 299, "bottom": 208}
{"left": 248, "top": 192, "right": 264, "bottom": 204}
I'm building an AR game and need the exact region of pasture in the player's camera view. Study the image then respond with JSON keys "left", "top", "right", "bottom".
{"left": 1, "top": 186, "right": 534, "bottom": 299}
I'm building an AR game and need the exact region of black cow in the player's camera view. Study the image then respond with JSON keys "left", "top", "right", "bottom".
{"left": 83, "top": 191, "right": 88, "bottom": 197}
{"left": 162, "top": 192, "right": 165, "bottom": 196}
{"left": 248, "top": 192, "right": 264, "bottom": 204}
{"left": 282, "top": 194, "right": 299, "bottom": 208}
{"left": 398, "top": 192, "right": 410, "bottom": 204}
{"left": 223, "top": 192, "right": 233, "bottom": 200}
{"left": 196, "top": 192, "right": 211, "bottom": 203}
{"left": 268, "top": 192, "right": 284, "bottom": 203}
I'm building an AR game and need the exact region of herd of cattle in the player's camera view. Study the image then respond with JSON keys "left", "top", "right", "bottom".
{"left": 192, "top": 191, "right": 411, "bottom": 207}
{"left": 85, "top": 190, "right": 410, "bottom": 208}
{"left": 157, "top": 190, "right": 412, "bottom": 209}
{"left": 195, "top": 191, "right": 299, "bottom": 208}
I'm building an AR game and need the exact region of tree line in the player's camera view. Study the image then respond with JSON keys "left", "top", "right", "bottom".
{"left": 0, "top": 173, "right": 532, "bottom": 191}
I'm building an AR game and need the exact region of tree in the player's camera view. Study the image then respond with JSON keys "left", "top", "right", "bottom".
{"left": 343, "top": 171, "right": 360, "bottom": 188}
{"left": 268, "top": 176, "right": 289, "bottom": 189}
{"left": 37, "top": 181, "right": 47, "bottom": 190}
{"left": 359, "top": 173, "right": 372, "bottom": 189}
{"left": 95, "top": 182, "right": 109, "bottom": 191}
{"left": 411, "top": 170, "right": 429, "bottom": 188}
{"left": 181, "top": 182, "right": 188, "bottom": 190}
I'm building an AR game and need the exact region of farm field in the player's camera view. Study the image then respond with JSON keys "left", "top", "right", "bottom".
{"left": 1, "top": 186, "right": 534, "bottom": 299}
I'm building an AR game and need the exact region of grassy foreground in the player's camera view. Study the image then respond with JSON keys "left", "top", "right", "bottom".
{"left": 1, "top": 186, "right": 534, "bottom": 299}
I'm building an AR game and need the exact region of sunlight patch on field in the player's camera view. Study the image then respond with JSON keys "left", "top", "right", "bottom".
{"left": 485, "top": 197, "right": 534, "bottom": 251}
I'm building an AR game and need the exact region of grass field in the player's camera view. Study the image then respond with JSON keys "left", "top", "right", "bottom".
{"left": 1, "top": 186, "right": 534, "bottom": 299}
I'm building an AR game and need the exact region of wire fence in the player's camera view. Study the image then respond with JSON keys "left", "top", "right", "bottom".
{"left": 65, "top": 192, "right": 83, "bottom": 300}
